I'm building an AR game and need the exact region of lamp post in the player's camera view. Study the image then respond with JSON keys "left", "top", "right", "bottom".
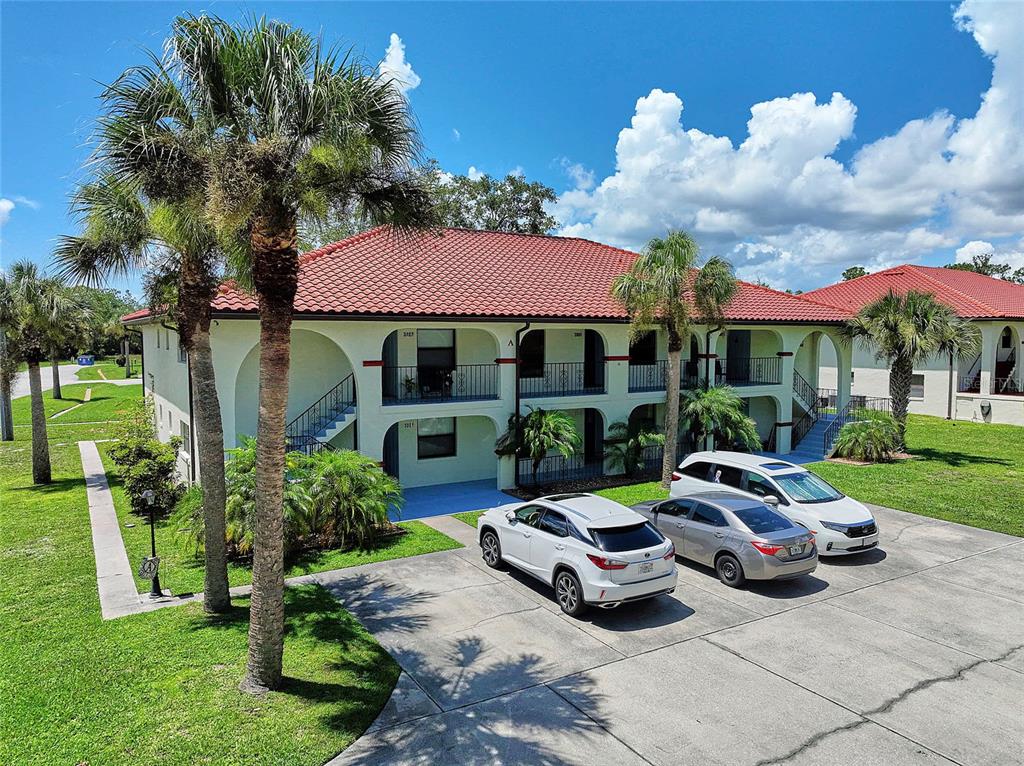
{"left": 141, "top": 488, "right": 162, "bottom": 598}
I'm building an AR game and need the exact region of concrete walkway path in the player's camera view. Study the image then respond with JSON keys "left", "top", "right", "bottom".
{"left": 79, "top": 441, "right": 141, "bottom": 619}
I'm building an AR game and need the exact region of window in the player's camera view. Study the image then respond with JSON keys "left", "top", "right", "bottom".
{"left": 519, "top": 331, "right": 544, "bottom": 378}
{"left": 513, "top": 505, "right": 544, "bottom": 527}
{"left": 177, "top": 340, "right": 187, "bottom": 363}
{"left": 656, "top": 499, "right": 694, "bottom": 517}
{"left": 629, "top": 331, "right": 657, "bottom": 365}
{"left": 1001, "top": 328, "right": 1012, "bottom": 349}
{"left": 538, "top": 510, "right": 569, "bottom": 537}
{"left": 711, "top": 464, "right": 743, "bottom": 488}
{"left": 180, "top": 421, "right": 191, "bottom": 456}
{"left": 732, "top": 505, "right": 793, "bottom": 534}
{"left": 774, "top": 471, "right": 844, "bottom": 503}
{"left": 167, "top": 411, "right": 172, "bottom": 430}
{"left": 156, "top": 329, "right": 161, "bottom": 349}
{"left": 417, "top": 329, "right": 455, "bottom": 368}
{"left": 590, "top": 522, "right": 664, "bottom": 552}
{"left": 417, "top": 417, "right": 456, "bottom": 459}
{"left": 689, "top": 503, "right": 728, "bottom": 527}
{"left": 743, "top": 471, "right": 784, "bottom": 503}
{"left": 681, "top": 460, "right": 713, "bottom": 480}
{"left": 910, "top": 374, "right": 925, "bottom": 399}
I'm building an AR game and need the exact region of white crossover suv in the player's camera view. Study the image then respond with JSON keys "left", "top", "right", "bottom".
{"left": 670, "top": 452, "right": 879, "bottom": 556}
{"left": 476, "top": 493, "right": 677, "bottom": 616}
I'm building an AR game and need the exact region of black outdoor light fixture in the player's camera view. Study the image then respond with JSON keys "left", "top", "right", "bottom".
{"left": 141, "top": 488, "right": 162, "bottom": 598}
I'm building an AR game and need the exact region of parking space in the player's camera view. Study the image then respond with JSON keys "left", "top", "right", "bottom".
{"left": 327, "top": 505, "right": 1024, "bottom": 766}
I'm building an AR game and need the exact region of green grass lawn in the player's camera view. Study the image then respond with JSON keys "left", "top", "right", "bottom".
{"left": 11, "top": 382, "right": 141, "bottom": 424}
{"left": 0, "top": 389, "right": 459, "bottom": 764}
{"left": 76, "top": 356, "right": 139, "bottom": 381}
{"left": 811, "top": 414, "right": 1024, "bottom": 537}
{"left": 453, "top": 510, "right": 485, "bottom": 527}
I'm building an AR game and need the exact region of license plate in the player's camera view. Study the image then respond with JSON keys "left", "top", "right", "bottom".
{"left": 788, "top": 545, "right": 803, "bottom": 556}
{"left": 638, "top": 561, "right": 654, "bottom": 574}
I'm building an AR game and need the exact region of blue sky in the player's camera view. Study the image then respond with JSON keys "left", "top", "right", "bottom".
{"left": 2, "top": 1, "right": 1022, "bottom": 293}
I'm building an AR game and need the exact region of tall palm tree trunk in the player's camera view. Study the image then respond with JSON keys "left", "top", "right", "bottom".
{"left": 661, "top": 336, "right": 683, "bottom": 487}
{"left": 0, "top": 380, "right": 12, "bottom": 442}
{"left": 889, "top": 356, "right": 913, "bottom": 452}
{"left": 51, "top": 356, "right": 62, "bottom": 400}
{"left": 189, "top": 321, "right": 231, "bottom": 614}
{"left": 27, "top": 361, "right": 51, "bottom": 484}
{"left": 242, "top": 211, "right": 298, "bottom": 694}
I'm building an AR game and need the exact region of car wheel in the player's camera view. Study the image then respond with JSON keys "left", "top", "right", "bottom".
{"left": 480, "top": 530, "right": 504, "bottom": 569}
{"left": 554, "top": 571, "right": 587, "bottom": 617}
{"left": 715, "top": 553, "right": 745, "bottom": 588}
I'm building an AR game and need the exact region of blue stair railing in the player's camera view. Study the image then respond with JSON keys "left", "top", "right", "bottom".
{"left": 285, "top": 374, "right": 356, "bottom": 456}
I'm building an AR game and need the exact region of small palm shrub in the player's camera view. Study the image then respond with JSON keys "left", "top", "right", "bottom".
{"left": 604, "top": 421, "right": 664, "bottom": 477}
{"left": 833, "top": 412, "right": 899, "bottom": 463}
{"left": 172, "top": 441, "right": 402, "bottom": 559}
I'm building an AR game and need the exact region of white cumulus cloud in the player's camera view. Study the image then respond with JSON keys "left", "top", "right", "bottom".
{"left": 380, "top": 33, "right": 420, "bottom": 96}
{"left": 0, "top": 198, "right": 14, "bottom": 226}
{"left": 554, "top": 1, "right": 1024, "bottom": 289}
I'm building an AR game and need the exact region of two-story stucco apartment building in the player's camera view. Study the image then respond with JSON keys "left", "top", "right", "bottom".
{"left": 124, "top": 227, "right": 861, "bottom": 494}
{"left": 808, "top": 265, "right": 1024, "bottom": 427}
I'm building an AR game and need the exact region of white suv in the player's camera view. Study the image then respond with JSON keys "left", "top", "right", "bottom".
{"left": 476, "top": 493, "right": 677, "bottom": 616}
{"left": 670, "top": 452, "right": 879, "bottom": 556}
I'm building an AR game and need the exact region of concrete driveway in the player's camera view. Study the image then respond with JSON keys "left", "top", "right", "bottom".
{"left": 326, "top": 505, "right": 1024, "bottom": 766}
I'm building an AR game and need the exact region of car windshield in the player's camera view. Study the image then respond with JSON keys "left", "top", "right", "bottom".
{"left": 774, "top": 471, "right": 844, "bottom": 503}
{"left": 590, "top": 522, "right": 664, "bottom": 552}
{"left": 732, "top": 505, "right": 795, "bottom": 534}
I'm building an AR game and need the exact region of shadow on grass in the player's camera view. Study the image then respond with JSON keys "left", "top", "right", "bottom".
{"left": 910, "top": 448, "right": 1012, "bottom": 468}
{"left": 16, "top": 477, "right": 82, "bottom": 494}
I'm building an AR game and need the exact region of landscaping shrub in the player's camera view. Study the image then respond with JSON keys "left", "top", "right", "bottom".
{"left": 172, "top": 440, "right": 402, "bottom": 560}
{"left": 108, "top": 396, "right": 182, "bottom": 516}
{"left": 604, "top": 421, "right": 664, "bottom": 477}
{"left": 833, "top": 412, "right": 900, "bottom": 462}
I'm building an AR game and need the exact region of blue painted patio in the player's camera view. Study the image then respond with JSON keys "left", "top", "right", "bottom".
{"left": 391, "top": 479, "right": 518, "bottom": 521}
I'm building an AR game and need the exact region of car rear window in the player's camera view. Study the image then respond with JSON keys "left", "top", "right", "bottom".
{"left": 732, "top": 505, "right": 794, "bottom": 534}
{"left": 589, "top": 522, "right": 664, "bottom": 552}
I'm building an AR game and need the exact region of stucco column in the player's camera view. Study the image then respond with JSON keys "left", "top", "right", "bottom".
{"left": 774, "top": 393, "right": 794, "bottom": 454}
{"left": 979, "top": 324, "right": 999, "bottom": 396}
{"left": 703, "top": 328, "right": 725, "bottom": 385}
{"left": 834, "top": 338, "right": 853, "bottom": 411}
{"left": 604, "top": 326, "right": 631, "bottom": 398}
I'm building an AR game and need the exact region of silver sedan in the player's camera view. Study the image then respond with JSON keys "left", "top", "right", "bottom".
{"left": 631, "top": 491, "right": 817, "bottom": 587}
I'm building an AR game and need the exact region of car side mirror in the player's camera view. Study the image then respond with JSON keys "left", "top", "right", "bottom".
{"left": 505, "top": 510, "right": 517, "bottom": 523}
{"left": 763, "top": 495, "right": 780, "bottom": 507}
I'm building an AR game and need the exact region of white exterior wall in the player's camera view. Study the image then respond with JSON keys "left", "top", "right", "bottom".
{"left": 818, "top": 319, "right": 1024, "bottom": 425}
{"left": 139, "top": 323, "right": 194, "bottom": 481}
{"left": 136, "top": 316, "right": 851, "bottom": 490}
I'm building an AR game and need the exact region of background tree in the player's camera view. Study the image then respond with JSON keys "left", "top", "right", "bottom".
{"left": 430, "top": 166, "right": 557, "bottom": 234}
{"left": 842, "top": 265, "right": 868, "bottom": 281}
{"left": 679, "top": 385, "right": 761, "bottom": 452}
{"left": 106, "top": 14, "right": 436, "bottom": 692}
{"left": 612, "top": 231, "right": 737, "bottom": 486}
{"left": 1, "top": 263, "right": 84, "bottom": 483}
{"left": 839, "top": 289, "right": 980, "bottom": 451}
{"left": 55, "top": 172, "right": 234, "bottom": 615}
{"left": 944, "top": 252, "right": 1024, "bottom": 284}
{"left": 43, "top": 310, "right": 90, "bottom": 399}
{"left": 495, "top": 407, "right": 581, "bottom": 486}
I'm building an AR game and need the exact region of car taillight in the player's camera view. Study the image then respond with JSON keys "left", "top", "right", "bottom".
{"left": 586, "top": 553, "right": 628, "bottom": 570}
{"left": 671, "top": 472, "right": 683, "bottom": 481}
{"left": 750, "top": 540, "right": 784, "bottom": 556}
{"left": 663, "top": 543, "right": 676, "bottom": 560}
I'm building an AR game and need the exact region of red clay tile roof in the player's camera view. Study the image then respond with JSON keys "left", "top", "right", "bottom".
{"left": 802, "top": 264, "right": 1024, "bottom": 319}
{"left": 123, "top": 227, "right": 850, "bottom": 324}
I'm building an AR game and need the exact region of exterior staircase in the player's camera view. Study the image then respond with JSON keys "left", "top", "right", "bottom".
{"left": 285, "top": 373, "right": 357, "bottom": 455}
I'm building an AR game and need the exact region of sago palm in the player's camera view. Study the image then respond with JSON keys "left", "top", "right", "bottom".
{"left": 612, "top": 231, "right": 737, "bottom": 486}
{"left": 92, "top": 14, "right": 436, "bottom": 691}
{"left": 497, "top": 408, "right": 581, "bottom": 486}
{"left": 1, "top": 263, "right": 85, "bottom": 483}
{"left": 54, "top": 174, "right": 234, "bottom": 615}
{"left": 679, "top": 385, "right": 761, "bottom": 452}
{"left": 839, "top": 290, "right": 980, "bottom": 451}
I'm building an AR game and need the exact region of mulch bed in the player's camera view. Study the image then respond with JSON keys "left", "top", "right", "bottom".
{"left": 507, "top": 471, "right": 661, "bottom": 501}
{"left": 827, "top": 452, "right": 916, "bottom": 466}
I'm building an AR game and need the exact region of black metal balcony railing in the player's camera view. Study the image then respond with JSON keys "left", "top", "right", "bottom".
{"left": 519, "top": 362, "right": 605, "bottom": 398}
{"left": 285, "top": 373, "right": 355, "bottom": 454}
{"left": 518, "top": 454, "right": 604, "bottom": 485}
{"left": 639, "top": 441, "right": 691, "bottom": 474}
{"left": 628, "top": 361, "right": 668, "bottom": 392}
{"left": 724, "top": 356, "right": 782, "bottom": 386}
{"left": 382, "top": 364, "right": 499, "bottom": 405}
{"left": 993, "top": 376, "right": 1022, "bottom": 395}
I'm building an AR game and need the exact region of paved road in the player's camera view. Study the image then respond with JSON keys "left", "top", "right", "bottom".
{"left": 327, "top": 507, "right": 1024, "bottom": 766}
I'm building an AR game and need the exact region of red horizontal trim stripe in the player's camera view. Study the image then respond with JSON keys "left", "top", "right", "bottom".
{"left": 495, "top": 357, "right": 517, "bottom": 364}
{"left": 776, "top": 351, "right": 794, "bottom": 357}
{"left": 362, "top": 360, "right": 384, "bottom": 367}
{"left": 605, "top": 355, "right": 630, "bottom": 361}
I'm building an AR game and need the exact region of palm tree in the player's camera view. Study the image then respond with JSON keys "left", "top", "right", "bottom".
{"left": 44, "top": 310, "right": 90, "bottom": 400}
{"left": 839, "top": 290, "right": 980, "bottom": 451}
{"left": 604, "top": 421, "right": 664, "bottom": 478}
{"left": 54, "top": 175, "right": 233, "bottom": 616}
{"left": 92, "top": 14, "right": 435, "bottom": 692}
{"left": 496, "top": 408, "right": 581, "bottom": 486}
{"left": 612, "top": 231, "right": 737, "bottom": 486}
{"left": 679, "top": 385, "right": 761, "bottom": 452}
{"left": 1, "top": 263, "right": 84, "bottom": 483}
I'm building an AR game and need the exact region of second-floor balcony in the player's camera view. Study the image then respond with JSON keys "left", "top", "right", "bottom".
{"left": 382, "top": 364, "right": 500, "bottom": 405}
{"left": 628, "top": 360, "right": 701, "bottom": 392}
{"left": 519, "top": 361, "right": 605, "bottom": 398}
{"left": 722, "top": 356, "right": 782, "bottom": 386}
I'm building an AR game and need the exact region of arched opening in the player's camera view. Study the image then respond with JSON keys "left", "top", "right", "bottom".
{"left": 519, "top": 406, "right": 605, "bottom": 486}
{"left": 745, "top": 395, "right": 781, "bottom": 451}
{"left": 381, "top": 327, "right": 501, "bottom": 403}
{"left": 722, "top": 328, "right": 784, "bottom": 385}
{"left": 519, "top": 328, "right": 607, "bottom": 397}
{"left": 233, "top": 329, "right": 355, "bottom": 447}
{"left": 382, "top": 414, "right": 499, "bottom": 489}
{"left": 993, "top": 325, "right": 1022, "bottom": 394}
